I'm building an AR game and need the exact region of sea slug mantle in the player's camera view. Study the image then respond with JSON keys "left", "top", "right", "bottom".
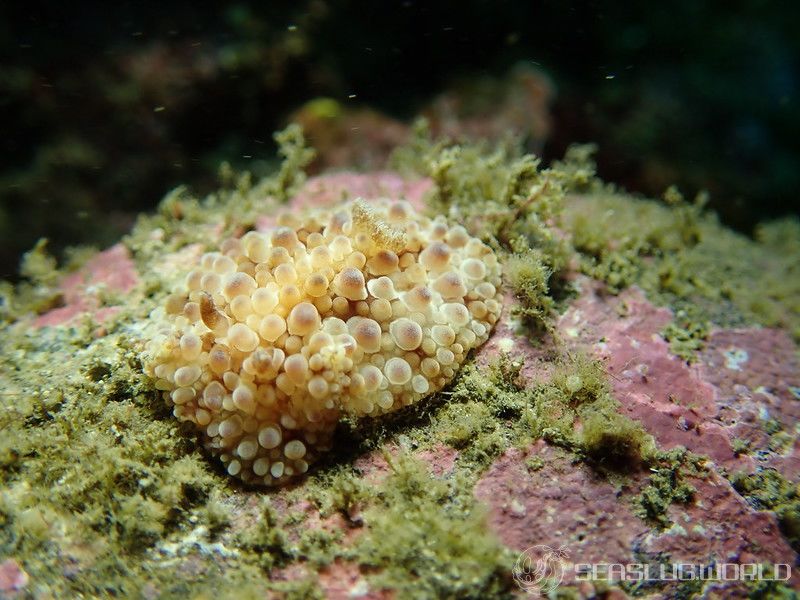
{"left": 144, "top": 198, "right": 502, "bottom": 485}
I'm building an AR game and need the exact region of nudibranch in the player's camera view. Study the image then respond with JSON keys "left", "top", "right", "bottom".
{"left": 144, "top": 199, "right": 502, "bottom": 485}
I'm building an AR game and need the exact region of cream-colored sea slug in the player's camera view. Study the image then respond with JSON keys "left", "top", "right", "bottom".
{"left": 144, "top": 199, "right": 502, "bottom": 485}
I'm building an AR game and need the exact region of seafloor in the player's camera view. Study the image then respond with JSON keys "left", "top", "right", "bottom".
{"left": 1, "top": 124, "right": 798, "bottom": 599}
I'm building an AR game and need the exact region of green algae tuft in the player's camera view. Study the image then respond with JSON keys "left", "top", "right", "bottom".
{"left": 504, "top": 247, "right": 558, "bottom": 333}
{"left": 731, "top": 468, "right": 800, "bottom": 552}
{"left": 564, "top": 183, "right": 800, "bottom": 340}
{"left": 579, "top": 410, "right": 651, "bottom": 469}
{"left": 352, "top": 453, "right": 515, "bottom": 599}
{"left": 660, "top": 308, "right": 711, "bottom": 363}
{"left": 634, "top": 447, "right": 706, "bottom": 528}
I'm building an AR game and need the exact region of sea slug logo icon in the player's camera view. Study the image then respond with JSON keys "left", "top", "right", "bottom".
{"left": 513, "top": 544, "right": 569, "bottom": 596}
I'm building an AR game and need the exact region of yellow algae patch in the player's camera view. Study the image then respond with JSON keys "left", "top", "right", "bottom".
{"left": 144, "top": 198, "right": 502, "bottom": 485}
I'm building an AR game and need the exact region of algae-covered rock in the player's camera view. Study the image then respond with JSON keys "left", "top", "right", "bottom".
{"left": 1, "top": 127, "right": 798, "bottom": 597}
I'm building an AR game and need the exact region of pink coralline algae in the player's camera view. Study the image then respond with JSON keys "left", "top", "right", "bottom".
{"left": 33, "top": 243, "right": 139, "bottom": 328}
{"left": 475, "top": 442, "right": 798, "bottom": 592}
{"left": 475, "top": 441, "right": 649, "bottom": 568}
{"left": 471, "top": 278, "right": 799, "bottom": 594}
{"left": 642, "top": 470, "right": 794, "bottom": 571}
{"left": 699, "top": 328, "right": 800, "bottom": 479}
{"left": 256, "top": 172, "right": 433, "bottom": 231}
{"left": 556, "top": 283, "right": 800, "bottom": 478}
{"left": 558, "top": 285, "right": 749, "bottom": 469}
{"left": 0, "top": 559, "right": 28, "bottom": 598}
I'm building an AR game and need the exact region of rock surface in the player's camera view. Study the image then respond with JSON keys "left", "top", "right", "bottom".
{"left": 7, "top": 173, "right": 798, "bottom": 598}
{"left": 473, "top": 281, "right": 799, "bottom": 595}
{"left": 33, "top": 243, "right": 139, "bottom": 328}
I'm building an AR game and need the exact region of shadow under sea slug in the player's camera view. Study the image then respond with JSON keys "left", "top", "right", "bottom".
{"left": 144, "top": 199, "right": 502, "bottom": 485}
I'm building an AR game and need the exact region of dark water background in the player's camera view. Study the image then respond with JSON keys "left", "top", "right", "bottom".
{"left": 1, "top": 1, "right": 798, "bottom": 279}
